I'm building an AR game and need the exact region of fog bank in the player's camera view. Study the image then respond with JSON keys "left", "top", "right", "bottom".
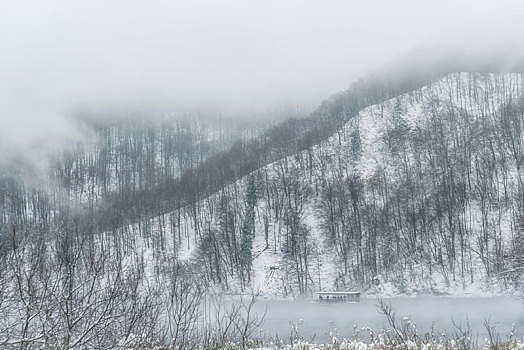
{"left": 1, "top": 0, "right": 524, "bottom": 169}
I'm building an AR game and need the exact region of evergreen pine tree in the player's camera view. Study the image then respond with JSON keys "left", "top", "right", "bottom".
{"left": 240, "top": 175, "right": 257, "bottom": 283}
{"left": 350, "top": 128, "right": 362, "bottom": 159}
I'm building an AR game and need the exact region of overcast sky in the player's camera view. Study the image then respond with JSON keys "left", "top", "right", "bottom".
{"left": 1, "top": 0, "right": 524, "bottom": 163}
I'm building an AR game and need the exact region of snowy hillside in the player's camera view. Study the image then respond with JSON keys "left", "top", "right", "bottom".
{"left": 116, "top": 72, "right": 524, "bottom": 298}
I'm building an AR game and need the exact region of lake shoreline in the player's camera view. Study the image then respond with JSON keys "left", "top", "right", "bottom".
{"left": 204, "top": 296, "right": 524, "bottom": 344}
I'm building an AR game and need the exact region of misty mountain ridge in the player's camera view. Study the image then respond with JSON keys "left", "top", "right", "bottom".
{"left": 2, "top": 68, "right": 524, "bottom": 348}
{"left": 110, "top": 72, "right": 524, "bottom": 298}
{"left": 4, "top": 2, "right": 524, "bottom": 346}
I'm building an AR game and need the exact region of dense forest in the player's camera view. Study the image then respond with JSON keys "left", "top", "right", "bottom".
{"left": 120, "top": 72, "right": 523, "bottom": 297}
{"left": 1, "top": 61, "right": 524, "bottom": 347}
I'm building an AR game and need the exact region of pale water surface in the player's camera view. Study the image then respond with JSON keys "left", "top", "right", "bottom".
{"left": 240, "top": 297, "right": 524, "bottom": 343}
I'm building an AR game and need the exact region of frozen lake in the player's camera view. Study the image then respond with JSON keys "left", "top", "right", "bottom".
{"left": 239, "top": 296, "right": 524, "bottom": 343}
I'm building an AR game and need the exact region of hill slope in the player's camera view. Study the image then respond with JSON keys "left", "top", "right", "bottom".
{"left": 111, "top": 72, "right": 524, "bottom": 298}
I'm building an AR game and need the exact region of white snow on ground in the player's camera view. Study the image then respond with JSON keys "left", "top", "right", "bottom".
{"left": 111, "top": 72, "right": 524, "bottom": 299}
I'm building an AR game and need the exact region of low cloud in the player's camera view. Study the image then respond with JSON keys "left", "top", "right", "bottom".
{"left": 1, "top": 0, "right": 524, "bottom": 173}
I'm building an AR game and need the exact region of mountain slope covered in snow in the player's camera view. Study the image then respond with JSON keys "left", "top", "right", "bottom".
{"left": 113, "top": 72, "right": 524, "bottom": 298}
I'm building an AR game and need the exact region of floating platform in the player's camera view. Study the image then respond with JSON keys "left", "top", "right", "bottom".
{"left": 315, "top": 291, "right": 361, "bottom": 303}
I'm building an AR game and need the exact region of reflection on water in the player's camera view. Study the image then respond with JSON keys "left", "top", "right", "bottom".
{"left": 241, "top": 297, "right": 524, "bottom": 343}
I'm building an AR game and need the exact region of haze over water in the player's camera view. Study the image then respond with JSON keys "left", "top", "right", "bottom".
{"left": 244, "top": 297, "right": 524, "bottom": 344}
